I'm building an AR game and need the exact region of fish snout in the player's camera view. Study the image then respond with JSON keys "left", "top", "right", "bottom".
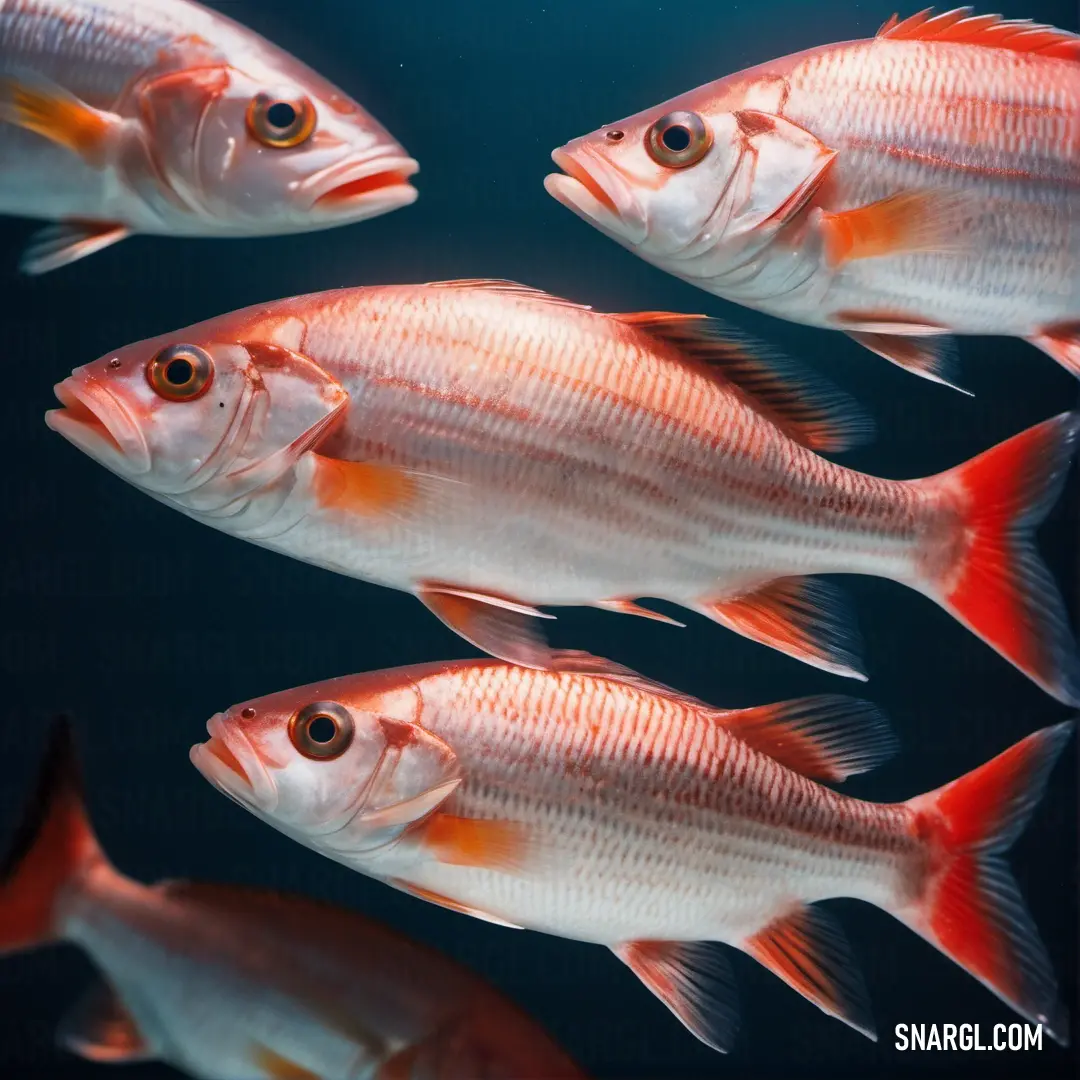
{"left": 545, "top": 145, "right": 647, "bottom": 245}
{"left": 45, "top": 374, "right": 151, "bottom": 476}
{"left": 190, "top": 713, "right": 278, "bottom": 813}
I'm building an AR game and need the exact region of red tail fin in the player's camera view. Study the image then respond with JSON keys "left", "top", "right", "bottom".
{"left": 0, "top": 717, "right": 104, "bottom": 954}
{"left": 898, "top": 722, "right": 1073, "bottom": 1044}
{"left": 919, "top": 411, "right": 1080, "bottom": 705}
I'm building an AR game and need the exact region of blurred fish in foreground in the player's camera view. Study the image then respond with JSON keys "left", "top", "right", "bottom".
{"left": 192, "top": 659, "right": 1073, "bottom": 1052}
{"left": 546, "top": 9, "right": 1080, "bottom": 389}
{"left": 46, "top": 280, "right": 1080, "bottom": 703}
{"left": 0, "top": 0, "right": 418, "bottom": 273}
{"left": 0, "top": 718, "right": 584, "bottom": 1080}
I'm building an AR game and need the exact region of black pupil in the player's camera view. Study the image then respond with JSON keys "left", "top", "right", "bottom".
{"left": 267, "top": 102, "right": 298, "bottom": 130}
{"left": 662, "top": 125, "right": 692, "bottom": 153}
{"left": 165, "top": 357, "right": 194, "bottom": 386}
{"left": 307, "top": 714, "right": 337, "bottom": 744}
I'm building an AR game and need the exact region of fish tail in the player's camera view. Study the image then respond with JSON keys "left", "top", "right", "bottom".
{"left": 895, "top": 722, "right": 1073, "bottom": 1045}
{"left": 0, "top": 717, "right": 107, "bottom": 955}
{"left": 915, "top": 411, "right": 1080, "bottom": 705}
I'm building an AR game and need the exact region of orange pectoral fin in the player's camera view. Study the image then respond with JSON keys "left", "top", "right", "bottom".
{"left": 818, "top": 191, "right": 967, "bottom": 269}
{"left": 742, "top": 906, "right": 876, "bottom": 1040}
{"left": 0, "top": 73, "right": 119, "bottom": 166}
{"left": 312, "top": 455, "right": 424, "bottom": 517}
{"left": 251, "top": 1044, "right": 321, "bottom": 1080}
{"left": 419, "top": 813, "right": 534, "bottom": 874}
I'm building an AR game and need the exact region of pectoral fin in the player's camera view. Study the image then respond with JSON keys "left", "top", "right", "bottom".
{"left": 21, "top": 221, "right": 130, "bottom": 276}
{"left": 741, "top": 906, "right": 876, "bottom": 1040}
{"left": 312, "top": 456, "right": 460, "bottom": 523}
{"left": 696, "top": 577, "right": 866, "bottom": 680}
{"left": 57, "top": 981, "right": 154, "bottom": 1064}
{"left": 419, "top": 812, "right": 536, "bottom": 874}
{"left": 251, "top": 1044, "right": 321, "bottom": 1080}
{"left": 613, "top": 940, "right": 740, "bottom": 1052}
{"left": 818, "top": 190, "right": 968, "bottom": 269}
{"left": 0, "top": 72, "right": 122, "bottom": 166}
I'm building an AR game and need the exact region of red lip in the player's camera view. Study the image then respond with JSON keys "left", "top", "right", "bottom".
{"left": 551, "top": 150, "right": 618, "bottom": 215}
{"left": 52, "top": 382, "right": 123, "bottom": 454}
{"left": 205, "top": 736, "right": 249, "bottom": 784}
{"left": 316, "top": 168, "right": 416, "bottom": 206}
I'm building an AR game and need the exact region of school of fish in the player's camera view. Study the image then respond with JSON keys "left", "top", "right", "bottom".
{"left": 0, "top": 1, "right": 1076, "bottom": 1075}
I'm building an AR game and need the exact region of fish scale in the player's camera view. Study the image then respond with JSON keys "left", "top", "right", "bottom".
{"left": 372, "top": 665, "right": 916, "bottom": 943}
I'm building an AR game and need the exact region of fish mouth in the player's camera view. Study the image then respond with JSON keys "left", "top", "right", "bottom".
{"left": 544, "top": 147, "right": 647, "bottom": 245}
{"left": 45, "top": 378, "right": 151, "bottom": 476}
{"left": 312, "top": 155, "right": 420, "bottom": 217}
{"left": 190, "top": 713, "right": 278, "bottom": 814}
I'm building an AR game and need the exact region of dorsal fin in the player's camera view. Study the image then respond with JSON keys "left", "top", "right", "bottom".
{"left": 877, "top": 8, "right": 1079, "bottom": 60}
{"left": 612, "top": 313, "right": 874, "bottom": 453}
{"left": 553, "top": 657, "right": 895, "bottom": 781}
{"left": 421, "top": 279, "right": 593, "bottom": 311}
{"left": 715, "top": 696, "right": 897, "bottom": 782}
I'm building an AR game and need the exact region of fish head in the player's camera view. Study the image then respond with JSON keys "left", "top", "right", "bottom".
{"left": 190, "top": 677, "right": 461, "bottom": 859}
{"left": 545, "top": 76, "right": 832, "bottom": 270}
{"left": 45, "top": 316, "right": 349, "bottom": 502}
{"left": 135, "top": 56, "right": 419, "bottom": 234}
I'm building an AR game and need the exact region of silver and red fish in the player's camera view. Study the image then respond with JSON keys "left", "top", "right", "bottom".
{"left": 45, "top": 279, "right": 1080, "bottom": 701}
{"left": 545, "top": 8, "right": 1080, "bottom": 388}
{"left": 0, "top": 0, "right": 418, "bottom": 273}
{"left": 0, "top": 718, "right": 585, "bottom": 1080}
{"left": 191, "top": 658, "right": 1073, "bottom": 1050}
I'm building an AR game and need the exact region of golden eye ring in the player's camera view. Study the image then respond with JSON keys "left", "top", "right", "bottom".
{"left": 645, "top": 111, "right": 712, "bottom": 168}
{"left": 288, "top": 702, "right": 355, "bottom": 760}
{"left": 247, "top": 92, "right": 317, "bottom": 149}
{"left": 145, "top": 344, "right": 214, "bottom": 402}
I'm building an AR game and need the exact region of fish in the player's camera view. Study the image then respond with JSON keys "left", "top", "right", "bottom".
{"left": 545, "top": 8, "right": 1080, "bottom": 389}
{"left": 191, "top": 658, "right": 1073, "bottom": 1051}
{"left": 45, "top": 279, "right": 1080, "bottom": 702}
{"left": 0, "top": 717, "right": 586, "bottom": 1080}
{"left": 0, "top": 0, "right": 419, "bottom": 273}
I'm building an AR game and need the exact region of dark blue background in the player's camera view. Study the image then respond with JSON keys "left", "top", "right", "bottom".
{"left": 0, "top": 1, "right": 1076, "bottom": 1077}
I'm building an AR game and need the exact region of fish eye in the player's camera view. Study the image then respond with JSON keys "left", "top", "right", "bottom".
{"left": 645, "top": 111, "right": 711, "bottom": 168}
{"left": 247, "top": 92, "right": 317, "bottom": 149}
{"left": 146, "top": 344, "right": 214, "bottom": 402}
{"left": 289, "top": 701, "right": 354, "bottom": 760}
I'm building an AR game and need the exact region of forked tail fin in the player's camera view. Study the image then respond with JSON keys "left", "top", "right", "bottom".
{"left": 916, "top": 411, "right": 1080, "bottom": 705}
{"left": 0, "top": 717, "right": 105, "bottom": 954}
{"left": 896, "top": 722, "right": 1073, "bottom": 1045}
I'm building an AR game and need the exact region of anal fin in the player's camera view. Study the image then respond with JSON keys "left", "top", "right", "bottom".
{"left": 58, "top": 980, "right": 154, "bottom": 1064}
{"left": 21, "top": 221, "right": 130, "bottom": 276}
{"left": 742, "top": 905, "right": 876, "bottom": 1040}
{"left": 1031, "top": 323, "right": 1080, "bottom": 378}
{"left": 613, "top": 940, "right": 739, "bottom": 1052}
{"left": 697, "top": 577, "right": 866, "bottom": 680}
